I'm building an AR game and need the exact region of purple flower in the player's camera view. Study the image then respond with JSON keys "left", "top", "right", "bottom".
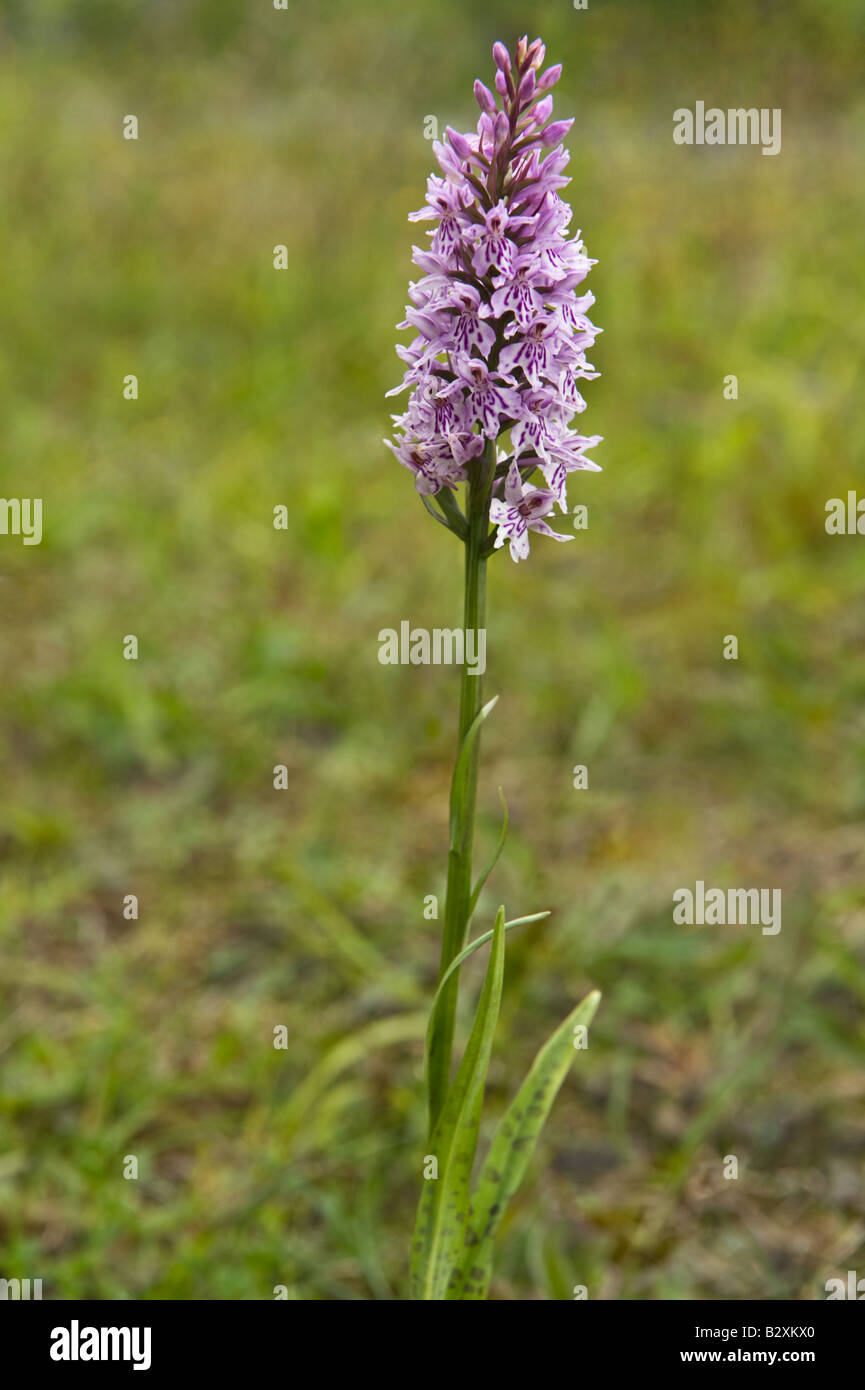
{"left": 489, "top": 464, "right": 573, "bottom": 562}
{"left": 466, "top": 201, "right": 532, "bottom": 278}
{"left": 443, "top": 284, "right": 496, "bottom": 357}
{"left": 490, "top": 252, "right": 547, "bottom": 329}
{"left": 443, "top": 360, "right": 522, "bottom": 438}
{"left": 510, "top": 388, "right": 565, "bottom": 461}
{"left": 498, "top": 316, "right": 561, "bottom": 388}
{"left": 385, "top": 37, "right": 603, "bottom": 560}
{"left": 384, "top": 435, "right": 467, "bottom": 495}
{"left": 538, "top": 432, "right": 603, "bottom": 507}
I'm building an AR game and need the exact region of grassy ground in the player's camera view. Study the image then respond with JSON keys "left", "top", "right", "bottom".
{"left": 1, "top": 0, "right": 864, "bottom": 1299}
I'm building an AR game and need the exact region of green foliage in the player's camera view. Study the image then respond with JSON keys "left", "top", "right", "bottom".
{"left": 447, "top": 990, "right": 601, "bottom": 1299}
{"left": 411, "top": 908, "right": 507, "bottom": 1300}
{"left": 412, "top": 893, "right": 600, "bottom": 1300}
{"left": 448, "top": 697, "right": 499, "bottom": 854}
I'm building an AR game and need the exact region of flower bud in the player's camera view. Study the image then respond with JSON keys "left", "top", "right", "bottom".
{"left": 530, "top": 95, "right": 553, "bottom": 125}
{"left": 528, "top": 39, "right": 545, "bottom": 69}
{"left": 494, "top": 69, "right": 507, "bottom": 96}
{"left": 541, "top": 118, "right": 573, "bottom": 146}
{"left": 517, "top": 69, "right": 536, "bottom": 103}
{"left": 493, "top": 42, "right": 511, "bottom": 70}
{"left": 446, "top": 126, "right": 474, "bottom": 161}
{"left": 473, "top": 79, "right": 497, "bottom": 114}
{"left": 536, "top": 63, "right": 562, "bottom": 93}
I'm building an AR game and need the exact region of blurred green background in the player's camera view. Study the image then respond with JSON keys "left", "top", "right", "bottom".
{"left": 1, "top": 0, "right": 864, "bottom": 1300}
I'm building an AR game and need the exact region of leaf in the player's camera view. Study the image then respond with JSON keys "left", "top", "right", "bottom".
{"left": 410, "top": 907, "right": 507, "bottom": 1301}
{"left": 420, "top": 494, "right": 452, "bottom": 530}
{"left": 421, "top": 493, "right": 465, "bottom": 539}
{"left": 423, "top": 909, "right": 550, "bottom": 1100}
{"left": 449, "top": 695, "right": 498, "bottom": 853}
{"left": 468, "top": 787, "right": 509, "bottom": 922}
{"left": 446, "top": 988, "right": 602, "bottom": 1301}
{"left": 436, "top": 488, "right": 469, "bottom": 539}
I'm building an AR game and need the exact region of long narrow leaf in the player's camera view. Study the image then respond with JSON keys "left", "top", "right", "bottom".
{"left": 468, "top": 787, "right": 509, "bottom": 921}
{"left": 446, "top": 988, "right": 602, "bottom": 1300}
{"left": 449, "top": 695, "right": 499, "bottom": 852}
{"left": 410, "top": 908, "right": 507, "bottom": 1300}
{"left": 424, "top": 910, "right": 550, "bottom": 1101}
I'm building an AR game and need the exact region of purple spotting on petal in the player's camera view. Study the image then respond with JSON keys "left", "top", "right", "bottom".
{"left": 385, "top": 37, "right": 603, "bottom": 559}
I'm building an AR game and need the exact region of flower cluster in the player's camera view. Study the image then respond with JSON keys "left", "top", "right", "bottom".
{"left": 385, "top": 36, "right": 602, "bottom": 562}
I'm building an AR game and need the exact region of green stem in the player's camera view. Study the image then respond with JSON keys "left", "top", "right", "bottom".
{"left": 427, "top": 440, "right": 495, "bottom": 1137}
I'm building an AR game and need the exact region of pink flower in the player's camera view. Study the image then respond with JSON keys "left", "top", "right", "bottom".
{"left": 385, "top": 38, "right": 603, "bottom": 556}
{"left": 466, "top": 201, "right": 526, "bottom": 278}
{"left": 489, "top": 464, "right": 573, "bottom": 562}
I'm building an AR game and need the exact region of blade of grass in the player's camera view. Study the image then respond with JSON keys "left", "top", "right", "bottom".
{"left": 275, "top": 1012, "right": 427, "bottom": 1151}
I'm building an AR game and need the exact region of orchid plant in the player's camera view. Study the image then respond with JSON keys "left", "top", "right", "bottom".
{"left": 386, "top": 36, "right": 603, "bottom": 1301}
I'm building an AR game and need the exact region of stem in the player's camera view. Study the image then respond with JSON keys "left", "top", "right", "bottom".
{"left": 427, "top": 440, "right": 495, "bottom": 1137}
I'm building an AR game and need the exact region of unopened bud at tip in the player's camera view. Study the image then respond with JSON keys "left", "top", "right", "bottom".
{"left": 473, "top": 79, "right": 497, "bottom": 114}
{"left": 518, "top": 69, "right": 536, "bottom": 102}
